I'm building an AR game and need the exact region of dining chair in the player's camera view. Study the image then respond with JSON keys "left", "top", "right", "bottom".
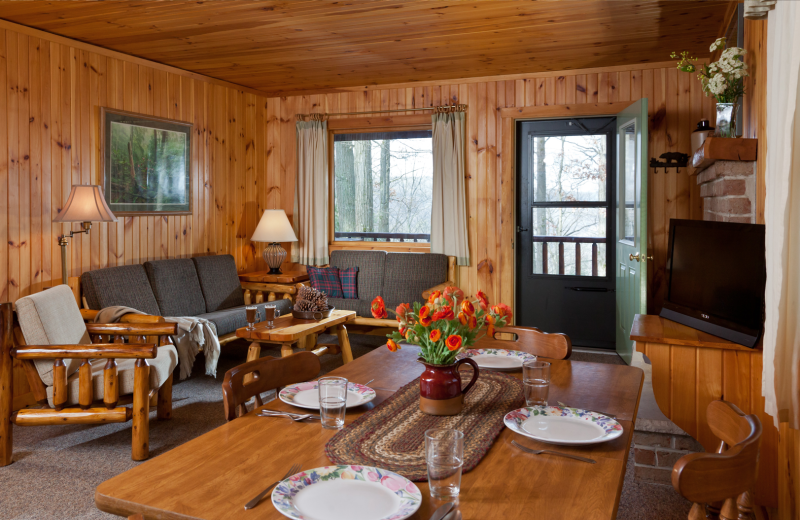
{"left": 486, "top": 325, "right": 572, "bottom": 360}
{"left": 672, "top": 400, "right": 762, "bottom": 520}
{"left": 221, "top": 351, "right": 321, "bottom": 421}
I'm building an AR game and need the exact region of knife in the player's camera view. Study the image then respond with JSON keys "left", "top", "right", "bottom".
{"left": 429, "top": 501, "right": 455, "bottom": 520}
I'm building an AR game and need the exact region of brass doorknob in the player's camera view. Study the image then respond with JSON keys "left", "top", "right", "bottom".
{"left": 629, "top": 253, "right": 641, "bottom": 262}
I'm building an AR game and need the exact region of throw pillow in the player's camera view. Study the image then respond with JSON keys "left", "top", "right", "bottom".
{"left": 307, "top": 266, "right": 344, "bottom": 298}
{"left": 338, "top": 267, "right": 359, "bottom": 299}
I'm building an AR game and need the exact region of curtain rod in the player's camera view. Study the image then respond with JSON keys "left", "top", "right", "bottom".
{"left": 296, "top": 104, "right": 467, "bottom": 121}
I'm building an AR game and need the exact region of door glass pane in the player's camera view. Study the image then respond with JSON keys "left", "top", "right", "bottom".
{"left": 622, "top": 124, "right": 636, "bottom": 242}
{"left": 530, "top": 135, "right": 607, "bottom": 202}
{"left": 531, "top": 207, "right": 606, "bottom": 276}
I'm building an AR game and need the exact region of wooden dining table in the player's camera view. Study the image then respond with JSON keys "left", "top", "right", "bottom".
{"left": 95, "top": 344, "right": 643, "bottom": 520}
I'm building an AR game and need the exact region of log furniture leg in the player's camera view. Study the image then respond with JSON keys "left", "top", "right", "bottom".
{"left": 131, "top": 359, "right": 150, "bottom": 461}
{"left": 243, "top": 342, "right": 262, "bottom": 385}
{"left": 157, "top": 373, "right": 173, "bottom": 420}
{"left": 303, "top": 333, "right": 318, "bottom": 352}
{"left": 1, "top": 304, "right": 13, "bottom": 467}
{"left": 281, "top": 342, "right": 294, "bottom": 358}
{"left": 335, "top": 324, "right": 354, "bottom": 364}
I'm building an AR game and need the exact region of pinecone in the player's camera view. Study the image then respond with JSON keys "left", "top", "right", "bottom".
{"left": 294, "top": 299, "right": 314, "bottom": 312}
{"left": 298, "top": 285, "right": 316, "bottom": 302}
{"left": 310, "top": 291, "right": 329, "bottom": 312}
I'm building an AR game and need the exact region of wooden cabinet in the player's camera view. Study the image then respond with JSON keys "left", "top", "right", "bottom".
{"left": 631, "top": 314, "right": 778, "bottom": 508}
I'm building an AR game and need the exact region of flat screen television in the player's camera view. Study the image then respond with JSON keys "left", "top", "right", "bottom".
{"left": 660, "top": 219, "right": 766, "bottom": 348}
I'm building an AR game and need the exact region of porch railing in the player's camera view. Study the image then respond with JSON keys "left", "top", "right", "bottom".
{"left": 334, "top": 231, "right": 430, "bottom": 243}
{"left": 532, "top": 235, "right": 606, "bottom": 276}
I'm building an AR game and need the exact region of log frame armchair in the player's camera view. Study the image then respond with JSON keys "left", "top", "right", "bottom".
{"left": 1, "top": 286, "right": 179, "bottom": 466}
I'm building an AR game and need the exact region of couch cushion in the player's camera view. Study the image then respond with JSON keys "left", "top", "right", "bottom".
{"left": 326, "top": 297, "right": 373, "bottom": 318}
{"left": 46, "top": 344, "right": 178, "bottom": 407}
{"left": 198, "top": 299, "right": 293, "bottom": 336}
{"left": 144, "top": 259, "right": 207, "bottom": 317}
{"left": 192, "top": 255, "right": 245, "bottom": 312}
{"left": 15, "top": 285, "right": 90, "bottom": 386}
{"left": 329, "top": 250, "right": 386, "bottom": 303}
{"left": 307, "top": 266, "right": 344, "bottom": 298}
{"left": 338, "top": 267, "right": 359, "bottom": 299}
{"left": 81, "top": 265, "right": 160, "bottom": 315}
{"left": 383, "top": 253, "right": 449, "bottom": 310}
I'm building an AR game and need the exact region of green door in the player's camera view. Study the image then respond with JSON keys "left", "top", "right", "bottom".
{"left": 615, "top": 99, "right": 648, "bottom": 365}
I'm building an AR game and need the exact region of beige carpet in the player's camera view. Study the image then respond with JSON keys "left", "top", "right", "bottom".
{"left": 0, "top": 338, "right": 690, "bottom": 519}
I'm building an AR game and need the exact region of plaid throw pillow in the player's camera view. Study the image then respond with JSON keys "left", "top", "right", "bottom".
{"left": 337, "top": 267, "right": 359, "bottom": 299}
{"left": 307, "top": 266, "right": 344, "bottom": 298}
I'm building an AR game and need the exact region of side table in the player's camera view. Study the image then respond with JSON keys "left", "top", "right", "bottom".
{"left": 238, "top": 270, "right": 310, "bottom": 304}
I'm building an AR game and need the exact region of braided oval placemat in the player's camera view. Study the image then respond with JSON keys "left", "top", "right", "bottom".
{"left": 324, "top": 371, "right": 524, "bottom": 481}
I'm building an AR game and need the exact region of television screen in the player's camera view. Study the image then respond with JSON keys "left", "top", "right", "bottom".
{"left": 661, "top": 219, "right": 765, "bottom": 347}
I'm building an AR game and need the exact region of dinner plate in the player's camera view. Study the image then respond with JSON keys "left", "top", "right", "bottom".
{"left": 457, "top": 348, "right": 536, "bottom": 371}
{"left": 272, "top": 465, "right": 422, "bottom": 520}
{"left": 504, "top": 406, "right": 623, "bottom": 446}
{"left": 279, "top": 382, "right": 376, "bottom": 410}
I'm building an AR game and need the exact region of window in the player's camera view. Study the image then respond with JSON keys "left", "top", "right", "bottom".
{"left": 333, "top": 130, "right": 433, "bottom": 243}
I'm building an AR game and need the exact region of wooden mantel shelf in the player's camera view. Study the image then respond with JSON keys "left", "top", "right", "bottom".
{"left": 692, "top": 137, "right": 758, "bottom": 172}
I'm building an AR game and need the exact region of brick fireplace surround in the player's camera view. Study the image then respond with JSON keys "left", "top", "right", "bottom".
{"left": 695, "top": 160, "right": 757, "bottom": 223}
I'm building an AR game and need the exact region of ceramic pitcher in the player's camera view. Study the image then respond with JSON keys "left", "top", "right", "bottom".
{"left": 419, "top": 358, "right": 480, "bottom": 416}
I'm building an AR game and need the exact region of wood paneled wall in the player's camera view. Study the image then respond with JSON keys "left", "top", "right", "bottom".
{"left": 0, "top": 24, "right": 275, "bottom": 304}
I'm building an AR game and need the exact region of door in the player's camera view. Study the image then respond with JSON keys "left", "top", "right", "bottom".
{"left": 615, "top": 99, "right": 648, "bottom": 364}
{"left": 515, "top": 117, "right": 617, "bottom": 349}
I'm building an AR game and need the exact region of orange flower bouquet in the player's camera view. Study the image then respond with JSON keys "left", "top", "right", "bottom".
{"left": 371, "top": 287, "right": 512, "bottom": 365}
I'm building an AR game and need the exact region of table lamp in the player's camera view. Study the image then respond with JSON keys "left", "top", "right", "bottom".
{"left": 251, "top": 209, "right": 298, "bottom": 274}
{"left": 53, "top": 185, "right": 118, "bottom": 285}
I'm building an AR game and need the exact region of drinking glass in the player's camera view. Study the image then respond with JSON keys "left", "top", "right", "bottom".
{"left": 425, "top": 428, "right": 464, "bottom": 500}
{"left": 318, "top": 377, "right": 347, "bottom": 430}
{"left": 523, "top": 360, "right": 551, "bottom": 407}
{"left": 264, "top": 305, "right": 280, "bottom": 329}
{"left": 245, "top": 305, "right": 258, "bottom": 331}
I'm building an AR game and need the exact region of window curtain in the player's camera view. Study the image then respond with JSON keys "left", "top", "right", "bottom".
{"left": 763, "top": 1, "right": 800, "bottom": 428}
{"left": 291, "top": 119, "right": 329, "bottom": 266}
{"left": 430, "top": 111, "right": 469, "bottom": 265}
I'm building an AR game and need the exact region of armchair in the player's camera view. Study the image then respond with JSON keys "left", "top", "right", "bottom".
{"left": 1, "top": 285, "right": 179, "bottom": 466}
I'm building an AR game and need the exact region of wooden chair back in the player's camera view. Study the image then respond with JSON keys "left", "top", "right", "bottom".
{"left": 484, "top": 325, "right": 572, "bottom": 360}
{"left": 221, "top": 352, "right": 321, "bottom": 421}
{"left": 672, "top": 400, "right": 762, "bottom": 520}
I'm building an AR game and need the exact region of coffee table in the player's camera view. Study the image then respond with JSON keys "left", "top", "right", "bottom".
{"left": 235, "top": 309, "right": 357, "bottom": 365}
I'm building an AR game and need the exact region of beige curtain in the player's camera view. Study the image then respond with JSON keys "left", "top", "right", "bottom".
{"left": 291, "top": 119, "right": 329, "bottom": 266}
{"left": 763, "top": 1, "right": 800, "bottom": 428}
{"left": 431, "top": 111, "right": 469, "bottom": 265}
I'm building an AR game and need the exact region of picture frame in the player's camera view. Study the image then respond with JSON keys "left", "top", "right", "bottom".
{"left": 101, "top": 107, "right": 193, "bottom": 215}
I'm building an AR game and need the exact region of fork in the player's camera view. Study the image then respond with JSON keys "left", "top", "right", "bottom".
{"left": 259, "top": 410, "right": 320, "bottom": 421}
{"left": 244, "top": 463, "right": 302, "bottom": 510}
{"left": 511, "top": 440, "right": 596, "bottom": 464}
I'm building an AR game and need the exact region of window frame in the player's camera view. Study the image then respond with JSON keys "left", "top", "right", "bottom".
{"left": 327, "top": 116, "right": 433, "bottom": 253}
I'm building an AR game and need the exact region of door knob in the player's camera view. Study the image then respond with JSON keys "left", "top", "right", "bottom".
{"left": 629, "top": 253, "right": 641, "bottom": 262}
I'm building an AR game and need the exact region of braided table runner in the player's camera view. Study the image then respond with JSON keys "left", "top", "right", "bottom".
{"left": 324, "top": 371, "right": 524, "bottom": 481}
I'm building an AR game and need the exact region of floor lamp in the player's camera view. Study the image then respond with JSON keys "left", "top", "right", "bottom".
{"left": 53, "top": 185, "right": 118, "bottom": 285}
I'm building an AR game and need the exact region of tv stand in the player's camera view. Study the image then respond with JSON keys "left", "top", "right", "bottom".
{"left": 630, "top": 314, "right": 776, "bottom": 508}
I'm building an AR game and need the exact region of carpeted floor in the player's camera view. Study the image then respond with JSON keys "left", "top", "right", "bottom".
{"left": 0, "top": 337, "right": 691, "bottom": 519}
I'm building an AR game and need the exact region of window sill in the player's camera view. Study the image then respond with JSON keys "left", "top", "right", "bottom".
{"left": 329, "top": 241, "right": 430, "bottom": 254}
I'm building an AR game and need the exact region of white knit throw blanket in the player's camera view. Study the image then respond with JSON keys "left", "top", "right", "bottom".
{"left": 93, "top": 306, "right": 221, "bottom": 380}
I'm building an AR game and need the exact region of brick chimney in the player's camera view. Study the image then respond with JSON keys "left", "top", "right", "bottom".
{"left": 695, "top": 160, "right": 756, "bottom": 223}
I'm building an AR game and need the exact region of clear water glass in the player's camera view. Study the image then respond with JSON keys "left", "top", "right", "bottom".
{"left": 318, "top": 377, "right": 347, "bottom": 430}
{"left": 245, "top": 305, "right": 258, "bottom": 331}
{"left": 523, "top": 360, "right": 551, "bottom": 407}
{"left": 425, "top": 428, "right": 464, "bottom": 500}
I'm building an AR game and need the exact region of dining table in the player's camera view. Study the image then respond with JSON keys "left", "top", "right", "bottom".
{"left": 95, "top": 343, "right": 644, "bottom": 520}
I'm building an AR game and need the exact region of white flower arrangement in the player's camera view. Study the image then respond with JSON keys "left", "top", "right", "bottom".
{"left": 670, "top": 37, "right": 747, "bottom": 104}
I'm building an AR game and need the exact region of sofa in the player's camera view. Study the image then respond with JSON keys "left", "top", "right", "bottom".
{"left": 80, "top": 255, "right": 293, "bottom": 339}
{"left": 324, "top": 250, "right": 455, "bottom": 321}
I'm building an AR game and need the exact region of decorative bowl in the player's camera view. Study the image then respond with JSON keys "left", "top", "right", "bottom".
{"left": 292, "top": 306, "right": 335, "bottom": 321}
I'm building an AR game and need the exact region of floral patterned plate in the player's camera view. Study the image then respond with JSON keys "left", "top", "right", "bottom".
{"left": 279, "top": 382, "right": 376, "bottom": 410}
{"left": 272, "top": 465, "right": 422, "bottom": 520}
{"left": 504, "top": 406, "right": 624, "bottom": 446}
{"left": 457, "top": 348, "right": 536, "bottom": 371}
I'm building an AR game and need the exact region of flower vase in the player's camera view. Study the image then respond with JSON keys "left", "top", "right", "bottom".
{"left": 418, "top": 358, "right": 480, "bottom": 416}
{"left": 715, "top": 102, "right": 737, "bottom": 138}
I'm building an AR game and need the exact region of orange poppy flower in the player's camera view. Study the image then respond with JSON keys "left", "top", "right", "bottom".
{"left": 487, "top": 324, "right": 496, "bottom": 339}
{"left": 461, "top": 300, "right": 475, "bottom": 316}
{"left": 420, "top": 315, "right": 432, "bottom": 327}
{"left": 418, "top": 305, "right": 431, "bottom": 319}
{"left": 429, "top": 329, "right": 442, "bottom": 342}
{"left": 387, "top": 339, "right": 400, "bottom": 352}
{"left": 477, "top": 290, "right": 489, "bottom": 308}
{"left": 428, "top": 290, "right": 442, "bottom": 304}
{"left": 371, "top": 296, "right": 388, "bottom": 319}
{"left": 432, "top": 306, "right": 455, "bottom": 321}
{"left": 445, "top": 335, "right": 463, "bottom": 351}
{"left": 396, "top": 302, "right": 411, "bottom": 323}
{"left": 458, "top": 312, "right": 468, "bottom": 325}
{"left": 493, "top": 303, "right": 513, "bottom": 320}
{"left": 468, "top": 315, "right": 478, "bottom": 329}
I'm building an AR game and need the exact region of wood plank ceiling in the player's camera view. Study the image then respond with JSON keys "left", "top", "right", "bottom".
{"left": 0, "top": 0, "right": 730, "bottom": 96}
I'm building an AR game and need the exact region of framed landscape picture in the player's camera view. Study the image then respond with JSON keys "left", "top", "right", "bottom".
{"left": 101, "top": 108, "right": 192, "bottom": 215}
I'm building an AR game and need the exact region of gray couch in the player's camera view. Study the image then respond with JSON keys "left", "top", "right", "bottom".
{"left": 326, "top": 250, "right": 450, "bottom": 316}
{"left": 81, "top": 255, "right": 293, "bottom": 336}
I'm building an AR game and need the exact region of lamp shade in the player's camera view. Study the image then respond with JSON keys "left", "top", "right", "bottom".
{"left": 251, "top": 209, "right": 298, "bottom": 243}
{"left": 53, "top": 185, "right": 118, "bottom": 223}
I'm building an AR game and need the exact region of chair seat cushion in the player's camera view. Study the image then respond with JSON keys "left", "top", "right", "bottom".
{"left": 145, "top": 259, "right": 207, "bottom": 317}
{"left": 81, "top": 265, "right": 161, "bottom": 316}
{"left": 45, "top": 344, "right": 178, "bottom": 407}
{"left": 198, "top": 299, "right": 293, "bottom": 336}
{"left": 192, "top": 255, "right": 246, "bottom": 312}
